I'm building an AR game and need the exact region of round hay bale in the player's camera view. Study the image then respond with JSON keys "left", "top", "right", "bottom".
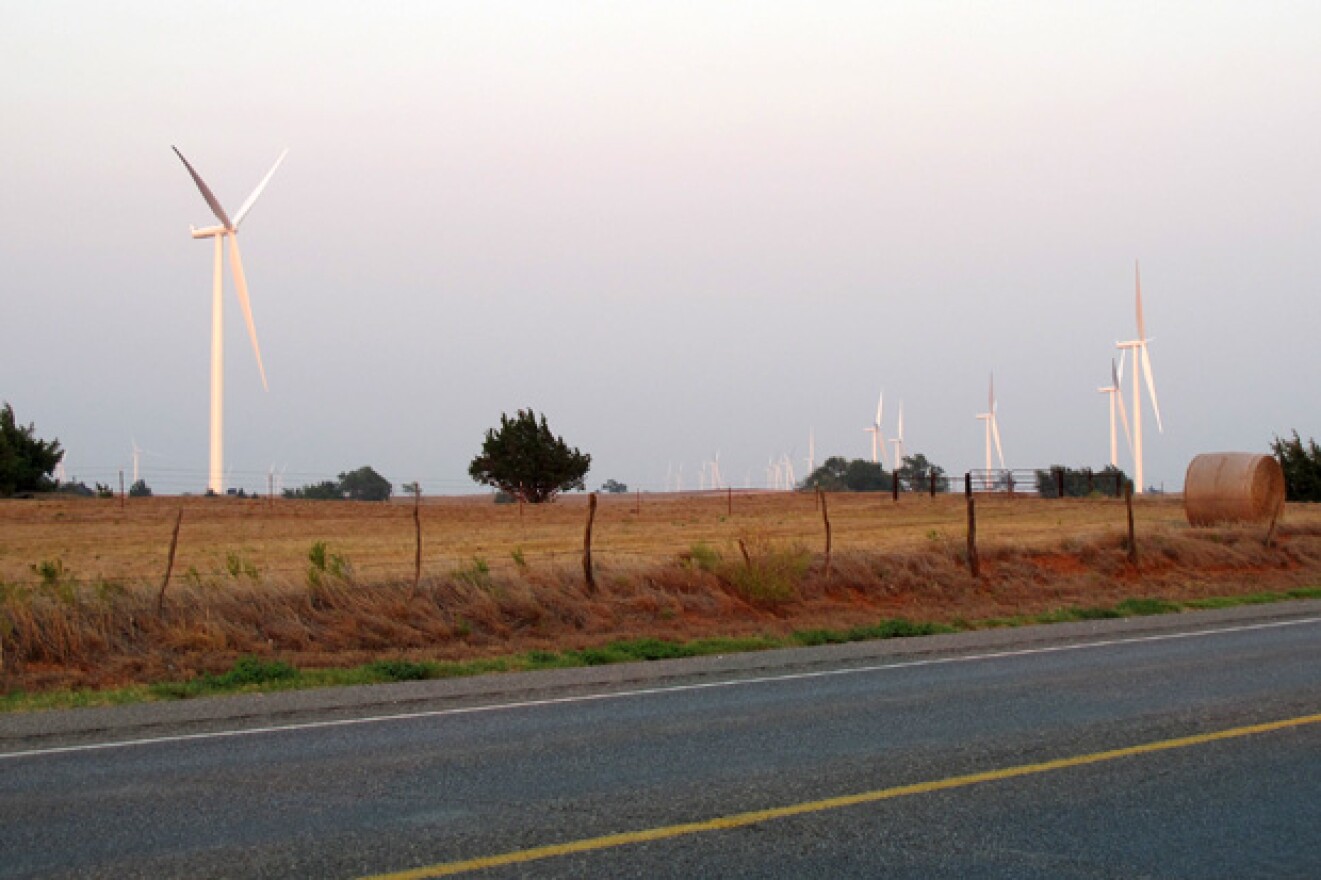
{"left": 1184, "top": 453, "right": 1285, "bottom": 526}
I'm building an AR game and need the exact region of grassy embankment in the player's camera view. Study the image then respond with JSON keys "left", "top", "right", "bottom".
{"left": 2, "top": 492, "right": 1319, "bottom": 710}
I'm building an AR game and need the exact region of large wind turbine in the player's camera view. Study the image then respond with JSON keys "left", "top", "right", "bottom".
{"left": 864, "top": 392, "right": 887, "bottom": 467}
{"left": 1115, "top": 261, "right": 1163, "bottom": 493}
{"left": 976, "top": 373, "right": 1005, "bottom": 472}
{"left": 173, "top": 146, "right": 287, "bottom": 494}
{"left": 1097, "top": 353, "right": 1133, "bottom": 468}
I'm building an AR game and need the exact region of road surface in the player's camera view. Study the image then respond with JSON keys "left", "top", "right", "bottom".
{"left": 3, "top": 601, "right": 1319, "bottom": 878}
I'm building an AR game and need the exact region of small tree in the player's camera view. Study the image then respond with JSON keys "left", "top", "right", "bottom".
{"left": 600, "top": 479, "right": 628, "bottom": 494}
{"left": 283, "top": 480, "right": 343, "bottom": 500}
{"left": 800, "top": 456, "right": 892, "bottom": 492}
{"left": 128, "top": 479, "right": 153, "bottom": 498}
{"left": 339, "top": 466, "right": 392, "bottom": 501}
{"left": 469, "top": 409, "right": 591, "bottom": 503}
{"left": 892, "top": 453, "right": 949, "bottom": 492}
{"left": 1271, "top": 431, "right": 1321, "bottom": 502}
{"left": 0, "top": 402, "right": 64, "bottom": 496}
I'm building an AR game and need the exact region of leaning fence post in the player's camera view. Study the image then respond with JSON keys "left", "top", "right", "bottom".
{"left": 157, "top": 508, "right": 184, "bottom": 615}
{"left": 819, "top": 488, "right": 832, "bottom": 580}
{"left": 1125, "top": 480, "right": 1138, "bottom": 565}
{"left": 583, "top": 493, "right": 598, "bottom": 593}
{"left": 965, "top": 473, "right": 980, "bottom": 578}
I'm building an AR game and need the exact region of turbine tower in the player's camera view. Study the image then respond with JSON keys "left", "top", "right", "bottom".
{"left": 1115, "top": 261, "right": 1163, "bottom": 493}
{"left": 173, "top": 146, "right": 287, "bottom": 495}
{"left": 976, "top": 373, "right": 1005, "bottom": 473}
{"left": 864, "top": 392, "right": 887, "bottom": 467}
{"left": 1097, "top": 354, "right": 1133, "bottom": 468}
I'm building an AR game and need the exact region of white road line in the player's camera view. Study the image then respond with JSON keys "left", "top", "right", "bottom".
{"left": 3, "top": 616, "right": 1318, "bottom": 761}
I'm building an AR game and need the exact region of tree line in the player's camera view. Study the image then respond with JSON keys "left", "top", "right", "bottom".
{"left": 8, "top": 399, "right": 1321, "bottom": 504}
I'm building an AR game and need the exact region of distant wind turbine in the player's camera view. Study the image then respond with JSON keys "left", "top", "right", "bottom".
{"left": 889, "top": 401, "right": 906, "bottom": 472}
{"left": 781, "top": 453, "right": 796, "bottom": 489}
{"left": 805, "top": 428, "right": 815, "bottom": 477}
{"left": 173, "top": 145, "right": 288, "bottom": 495}
{"left": 1115, "top": 261, "right": 1163, "bottom": 493}
{"left": 864, "top": 392, "right": 887, "bottom": 467}
{"left": 129, "top": 438, "right": 162, "bottom": 484}
{"left": 1097, "top": 354, "right": 1133, "bottom": 468}
{"left": 976, "top": 373, "right": 1006, "bottom": 472}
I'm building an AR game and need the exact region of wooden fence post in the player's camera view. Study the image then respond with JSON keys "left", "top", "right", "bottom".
{"left": 635, "top": 488, "right": 641, "bottom": 516}
{"left": 411, "top": 484, "right": 422, "bottom": 598}
{"left": 892, "top": 474, "right": 899, "bottom": 502}
{"left": 965, "top": 473, "right": 980, "bottom": 578}
{"left": 1055, "top": 467, "right": 1065, "bottom": 499}
{"left": 1125, "top": 480, "right": 1138, "bottom": 566}
{"left": 929, "top": 470, "right": 937, "bottom": 498}
{"left": 119, "top": 470, "right": 125, "bottom": 509}
{"left": 583, "top": 493, "right": 598, "bottom": 593}
{"left": 727, "top": 486, "right": 733, "bottom": 517}
{"left": 157, "top": 508, "right": 184, "bottom": 615}
{"left": 819, "top": 489, "right": 832, "bottom": 580}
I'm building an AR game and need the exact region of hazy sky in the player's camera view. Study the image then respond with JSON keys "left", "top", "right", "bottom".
{"left": 4, "top": 2, "right": 1319, "bottom": 494}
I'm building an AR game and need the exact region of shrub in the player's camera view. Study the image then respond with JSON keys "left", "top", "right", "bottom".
{"left": 725, "top": 544, "right": 811, "bottom": 604}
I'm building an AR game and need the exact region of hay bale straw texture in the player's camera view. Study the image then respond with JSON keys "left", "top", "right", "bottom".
{"left": 1184, "top": 453, "right": 1285, "bottom": 526}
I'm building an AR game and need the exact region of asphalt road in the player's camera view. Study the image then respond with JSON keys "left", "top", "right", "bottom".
{"left": 3, "top": 602, "right": 1320, "bottom": 878}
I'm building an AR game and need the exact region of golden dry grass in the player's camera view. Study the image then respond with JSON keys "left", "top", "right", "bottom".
{"left": 2, "top": 491, "right": 1320, "bottom": 694}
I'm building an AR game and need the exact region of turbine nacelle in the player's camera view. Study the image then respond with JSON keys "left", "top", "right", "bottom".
{"left": 190, "top": 225, "right": 228, "bottom": 239}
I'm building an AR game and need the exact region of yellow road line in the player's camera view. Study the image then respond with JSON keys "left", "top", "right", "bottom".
{"left": 363, "top": 712, "right": 1321, "bottom": 879}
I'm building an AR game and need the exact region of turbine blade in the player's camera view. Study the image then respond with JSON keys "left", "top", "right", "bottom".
{"left": 989, "top": 372, "right": 996, "bottom": 411}
{"left": 991, "top": 417, "right": 1005, "bottom": 469}
{"left": 1141, "top": 344, "right": 1162, "bottom": 432}
{"left": 1115, "top": 383, "right": 1133, "bottom": 453}
{"left": 1111, "top": 356, "right": 1121, "bottom": 388}
{"left": 173, "top": 146, "right": 233, "bottom": 229}
{"left": 227, "top": 234, "right": 269, "bottom": 391}
{"left": 233, "top": 148, "right": 289, "bottom": 228}
{"left": 876, "top": 391, "right": 884, "bottom": 427}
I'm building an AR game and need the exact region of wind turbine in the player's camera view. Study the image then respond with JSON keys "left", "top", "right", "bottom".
{"left": 1115, "top": 261, "right": 1163, "bottom": 493}
{"left": 128, "top": 438, "right": 162, "bottom": 485}
{"left": 130, "top": 439, "right": 143, "bottom": 484}
{"left": 864, "top": 392, "right": 888, "bottom": 467}
{"left": 173, "top": 145, "right": 288, "bottom": 495}
{"left": 805, "top": 428, "right": 815, "bottom": 477}
{"left": 976, "top": 373, "right": 1005, "bottom": 473}
{"left": 889, "top": 401, "right": 906, "bottom": 473}
{"left": 1097, "top": 353, "right": 1133, "bottom": 468}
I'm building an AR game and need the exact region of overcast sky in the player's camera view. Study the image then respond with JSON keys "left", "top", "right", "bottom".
{"left": 4, "top": 2, "right": 1319, "bottom": 495}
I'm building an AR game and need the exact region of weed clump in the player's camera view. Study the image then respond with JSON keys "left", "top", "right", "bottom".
{"left": 364, "top": 659, "right": 435, "bottom": 682}
{"left": 724, "top": 539, "right": 811, "bottom": 605}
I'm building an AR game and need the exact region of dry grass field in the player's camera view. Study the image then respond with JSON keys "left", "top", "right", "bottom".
{"left": 3, "top": 491, "right": 1320, "bottom": 694}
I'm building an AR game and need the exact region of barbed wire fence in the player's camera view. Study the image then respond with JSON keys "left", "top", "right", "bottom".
{"left": 2, "top": 468, "right": 1161, "bottom": 592}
